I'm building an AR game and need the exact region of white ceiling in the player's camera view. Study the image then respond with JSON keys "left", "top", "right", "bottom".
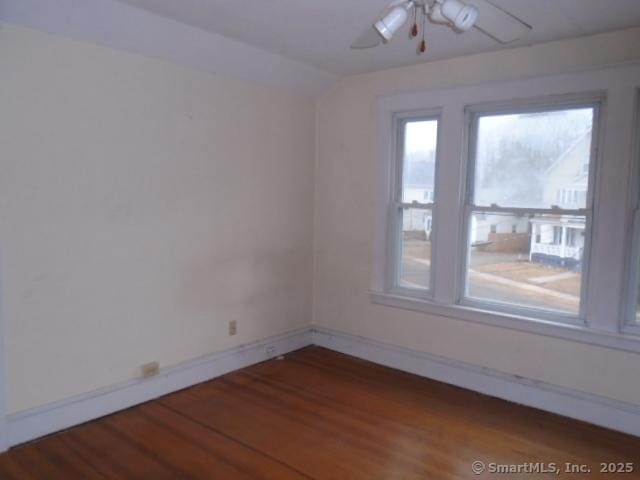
{"left": 0, "top": 0, "right": 338, "bottom": 96}
{"left": 3, "top": 0, "right": 640, "bottom": 96}
{"left": 118, "top": 0, "right": 640, "bottom": 76}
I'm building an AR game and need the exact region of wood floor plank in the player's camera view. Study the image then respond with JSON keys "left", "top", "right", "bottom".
{"left": 230, "top": 367, "right": 523, "bottom": 473}
{"left": 3, "top": 437, "right": 100, "bottom": 480}
{"left": 288, "top": 348, "right": 639, "bottom": 454}
{"left": 0, "top": 453, "right": 38, "bottom": 480}
{"left": 0, "top": 346, "right": 638, "bottom": 479}
{"left": 66, "top": 419, "right": 185, "bottom": 479}
{"left": 108, "top": 402, "right": 311, "bottom": 479}
{"left": 248, "top": 348, "right": 634, "bottom": 463}
{"left": 161, "top": 381, "right": 400, "bottom": 479}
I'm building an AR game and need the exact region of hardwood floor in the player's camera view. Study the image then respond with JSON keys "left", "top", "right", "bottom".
{"left": 1, "top": 346, "right": 638, "bottom": 479}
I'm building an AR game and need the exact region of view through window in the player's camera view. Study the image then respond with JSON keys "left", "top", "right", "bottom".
{"left": 398, "top": 119, "right": 438, "bottom": 290}
{"left": 465, "top": 107, "right": 595, "bottom": 315}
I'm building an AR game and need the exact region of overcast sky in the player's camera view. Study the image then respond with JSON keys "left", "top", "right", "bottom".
{"left": 405, "top": 120, "right": 438, "bottom": 156}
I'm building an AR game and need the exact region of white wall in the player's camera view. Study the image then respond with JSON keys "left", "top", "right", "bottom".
{"left": 314, "top": 27, "right": 640, "bottom": 406}
{"left": 0, "top": 24, "right": 315, "bottom": 414}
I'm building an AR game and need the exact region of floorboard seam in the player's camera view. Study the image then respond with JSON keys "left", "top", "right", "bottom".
{"left": 159, "top": 400, "right": 317, "bottom": 480}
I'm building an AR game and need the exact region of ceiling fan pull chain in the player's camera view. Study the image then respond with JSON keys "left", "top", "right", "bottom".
{"left": 419, "top": 5, "right": 427, "bottom": 53}
{"left": 411, "top": 4, "right": 418, "bottom": 37}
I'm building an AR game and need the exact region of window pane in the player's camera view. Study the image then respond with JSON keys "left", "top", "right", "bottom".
{"left": 466, "top": 211, "right": 584, "bottom": 315}
{"left": 473, "top": 108, "right": 594, "bottom": 209}
{"left": 399, "top": 208, "right": 432, "bottom": 290}
{"left": 402, "top": 120, "right": 437, "bottom": 203}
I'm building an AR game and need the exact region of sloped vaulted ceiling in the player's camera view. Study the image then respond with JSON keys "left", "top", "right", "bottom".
{"left": 3, "top": 0, "right": 640, "bottom": 96}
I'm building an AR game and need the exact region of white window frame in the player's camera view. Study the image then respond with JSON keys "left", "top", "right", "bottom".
{"left": 624, "top": 88, "right": 640, "bottom": 334}
{"left": 386, "top": 110, "right": 442, "bottom": 298}
{"left": 371, "top": 64, "right": 640, "bottom": 354}
{"left": 458, "top": 99, "right": 602, "bottom": 325}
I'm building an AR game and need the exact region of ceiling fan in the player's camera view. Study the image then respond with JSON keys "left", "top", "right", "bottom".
{"left": 351, "top": 0, "right": 531, "bottom": 53}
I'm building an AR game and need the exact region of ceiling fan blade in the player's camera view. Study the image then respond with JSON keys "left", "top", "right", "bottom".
{"left": 351, "top": 26, "right": 383, "bottom": 49}
{"left": 466, "top": 0, "right": 531, "bottom": 44}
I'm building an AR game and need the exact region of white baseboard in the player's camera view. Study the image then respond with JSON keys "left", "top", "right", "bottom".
{"left": 2, "top": 325, "right": 638, "bottom": 452}
{"left": 3, "top": 327, "right": 312, "bottom": 450}
{"left": 311, "top": 327, "right": 640, "bottom": 438}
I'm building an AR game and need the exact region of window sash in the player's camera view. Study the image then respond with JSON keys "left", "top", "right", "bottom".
{"left": 460, "top": 206, "right": 590, "bottom": 322}
{"left": 393, "top": 115, "right": 440, "bottom": 204}
{"left": 460, "top": 102, "right": 601, "bottom": 323}
{"left": 464, "top": 205, "right": 588, "bottom": 216}
{"left": 388, "top": 114, "right": 441, "bottom": 296}
{"left": 465, "top": 103, "right": 600, "bottom": 211}
{"left": 392, "top": 206, "right": 434, "bottom": 294}
{"left": 624, "top": 89, "right": 640, "bottom": 330}
{"left": 394, "top": 201, "right": 434, "bottom": 209}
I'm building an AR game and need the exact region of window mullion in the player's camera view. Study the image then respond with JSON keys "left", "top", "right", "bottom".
{"left": 432, "top": 105, "right": 466, "bottom": 305}
{"left": 584, "top": 88, "right": 632, "bottom": 333}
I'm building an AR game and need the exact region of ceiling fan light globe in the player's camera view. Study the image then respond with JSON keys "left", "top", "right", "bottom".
{"left": 453, "top": 4, "right": 478, "bottom": 30}
{"left": 441, "top": 0, "right": 479, "bottom": 31}
{"left": 374, "top": 6, "right": 409, "bottom": 42}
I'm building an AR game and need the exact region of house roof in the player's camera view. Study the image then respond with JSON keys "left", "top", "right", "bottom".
{"left": 544, "top": 129, "right": 592, "bottom": 176}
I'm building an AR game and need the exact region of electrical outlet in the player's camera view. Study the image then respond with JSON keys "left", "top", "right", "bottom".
{"left": 229, "top": 320, "right": 237, "bottom": 336}
{"left": 141, "top": 361, "right": 159, "bottom": 379}
{"left": 266, "top": 346, "right": 276, "bottom": 358}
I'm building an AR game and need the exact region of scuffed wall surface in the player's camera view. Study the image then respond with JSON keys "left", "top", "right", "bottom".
{"left": 0, "top": 24, "right": 315, "bottom": 413}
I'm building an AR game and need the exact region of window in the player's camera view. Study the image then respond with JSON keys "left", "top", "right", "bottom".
{"left": 463, "top": 105, "right": 596, "bottom": 317}
{"left": 373, "top": 65, "right": 640, "bottom": 350}
{"left": 393, "top": 117, "right": 439, "bottom": 292}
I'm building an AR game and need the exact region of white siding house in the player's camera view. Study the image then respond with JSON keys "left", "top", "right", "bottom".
{"left": 403, "top": 185, "right": 434, "bottom": 238}
{"left": 470, "top": 213, "right": 529, "bottom": 244}
{"left": 529, "top": 130, "right": 591, "bottom": 268}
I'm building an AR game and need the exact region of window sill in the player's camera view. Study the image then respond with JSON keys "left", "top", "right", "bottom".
{"left": 369, "top": 291, "right": 640, "bottom": 354}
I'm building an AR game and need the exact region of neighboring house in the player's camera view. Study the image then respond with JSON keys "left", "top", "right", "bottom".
{"left": 403, "top": 131, "right": 591, "bottom": 265}
{"left": 529, "top": 130, "right": 591, "bottom": 269}
{"left": 402, "top": 185, "right": 434, "bottom": 239}
{"left": 470, "top": 213, "right": 530, "bottom": 253}
{"left": 470, "top": 213, "right": 529, "bottom": 243}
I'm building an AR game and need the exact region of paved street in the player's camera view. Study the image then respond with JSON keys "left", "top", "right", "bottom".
{"left": 400, "top": 238, "right": 580, "bottom": 313}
